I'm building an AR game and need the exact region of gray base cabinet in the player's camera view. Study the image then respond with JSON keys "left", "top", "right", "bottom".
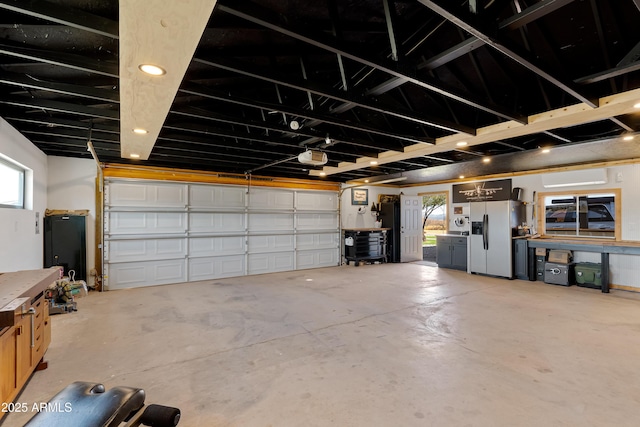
{"left": 513, "top": 238, "right": 529, "bottom": 280}
{"left": 436, "top": 235, "right": 468, "bottom": 271}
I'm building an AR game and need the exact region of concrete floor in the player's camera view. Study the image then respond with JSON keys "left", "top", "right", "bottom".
{"left": 5, "top": 263, "right": 640, "bottom": 426}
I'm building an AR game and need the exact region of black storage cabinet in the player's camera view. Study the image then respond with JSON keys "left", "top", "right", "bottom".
{"left": 344, "top": 229, "right": 388, "bottom": 266}
{"left": 44, "top": 214, "right": 87, "bottom": 280}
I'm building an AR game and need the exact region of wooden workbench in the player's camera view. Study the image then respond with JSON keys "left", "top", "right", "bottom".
{"left": 527, "top": 238, "right": 640, "bottom": 293}
{"left": 0, "top": 267, "right": 60, "bottom": 418}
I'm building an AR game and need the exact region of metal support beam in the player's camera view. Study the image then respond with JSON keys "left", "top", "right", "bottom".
{"left": 216, "top": 1, "right": 523, "bottom": 123}
{"left": 0, "top": 42, "right": 118, "bottom": 78}
{"left": 417, "top": 0, "right": 598, "bottom": 108}
{"left": 0, "top": 0, "right": 119, "bottom": 39}
{"left": 0, "top": 97, "right": 119, "bottom": 120}
{"left": 180, "top": 84, "right": 433, "bottom": 149}
{"left": 498, "top": 0, "right": 576, "bottom": 30}
{"left": 382, "top": 0, "right": 399, "bottom": 61}
{"left": 0, "top": 73, "right": 119, "bottom": 103}
{"left": 617, "top": 40, "right": 640, "bottom": 67}
{"left": 575, "top": 59, "right": 640, "bottom": 84}
{"left": 192, "top": 56, "right": 472, "bottom": 134}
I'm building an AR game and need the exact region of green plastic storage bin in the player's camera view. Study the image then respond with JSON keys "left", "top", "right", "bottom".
{"left": 575, "top": 262, "right": 602, "bottom": 289}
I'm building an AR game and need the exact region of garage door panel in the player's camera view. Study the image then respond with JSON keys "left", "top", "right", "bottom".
{"left": 248, "top": 235, "right": 294, "bottom": 253}
{"left": 297, "top": 213, "right": 338, "bottom": 230}
{"left": 188, "top": 255, "right": 246, "bottom": 281}
{"left": 248, "top": 213, "right": 293, "bottom": 231}
{"left": 248, "top": 252, "right": 294, "bottom": 274}
{"left": 189, "top": 212, "right": 245, "bottom": 233}
{"left": 106, "top": 238, "right": 186, "bottom": 262}
{"left": 296, "top": 191, "right": 337, "bottom": 210}
{"left": 249, "top": 188, "right": 294, "bottom": 210}
{"left": 107, "top": 259, "right": 186, "bottom": 290}
{"left": 105, "top": 180, "right": 337, "bottom": 289}
{"left": 190, "top": 185, "right": 245, "bottom": 208}
{"left": 189, "top": 236, "right": 245, "bottom": 257}
{"left": 296, "top": 233, "right": 338, "bottom": 250}
{"left": 107, "top": 182, "right": 187, "bottom": 208}
{"left": 296, "top": 249, "right": 339, "bottom": 269}
{"left": 108, "top": 212, "right": 186, "bottom": 235}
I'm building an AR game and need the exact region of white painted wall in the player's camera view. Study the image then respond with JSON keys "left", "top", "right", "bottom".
{"left": 47, "top": 156, "right": 98, "bottom": 285}
{"left": 401, "top": 164, "right": 640, "bottom": 288}
{"left": 340, "top": 185, "right": 400, "bottom": 229}
{"left": 0, "top": 117, "right": 48, "bottom": 272}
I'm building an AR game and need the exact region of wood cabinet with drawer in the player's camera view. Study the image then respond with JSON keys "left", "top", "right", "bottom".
{"left": 0, "top": 268, "right": 59, "bottom": 420}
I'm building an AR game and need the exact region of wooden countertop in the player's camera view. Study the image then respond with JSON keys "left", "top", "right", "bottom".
{"left": 0, "top": 267, "right": 61, "bottom": 310}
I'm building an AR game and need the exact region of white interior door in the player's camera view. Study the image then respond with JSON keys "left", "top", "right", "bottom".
{"left": 400, "top": 195, "right": 423, "bottom": 262}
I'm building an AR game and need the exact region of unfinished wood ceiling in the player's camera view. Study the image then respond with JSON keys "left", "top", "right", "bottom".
{"left": 1, "top": 0, "right": 639, "bottom": 183}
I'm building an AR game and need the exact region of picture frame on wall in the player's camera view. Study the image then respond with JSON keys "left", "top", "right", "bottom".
{"left": 352, "top": 188, "right": 368, "bottom": 205}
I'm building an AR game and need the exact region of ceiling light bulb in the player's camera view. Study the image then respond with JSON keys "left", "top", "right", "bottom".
{"left": 130, "top": 153, "right": 140, "bottom": 158}
{"left": 623, "top": 135, "right": 634, "bottom": 141}
{"left": 319, "top": 172, "right": 326, "bottom": 176}
{"left": 138, "top": 64, "right": 166, "bottom": 76}
{"left": 634, "top": 102, "right": 640, "bottom": 109}
{"left": 289, "top": 120, "right": 300, "bottom": 130}
{"left": 541, "top": 148, "right": 551, "bottom": 153}
{"left": 456, "top": 141, "right": 468, "bottom": 147}
{"left": 133, "top": 128, "right": 148, "bottom": 134}
{"left": 325, "top": 136, "right": 331, "bottom": 144}
{"left": 370, "top": 161, "right": 378, "bottom": 165}
{"left": 483, "top": 157, "right": 491, "bottom": 163}
{"left": 459, "top": 175, "right": 465, "bottom": 179}
{"left": 364, "top": 179, "right": 369, "bottom": 183}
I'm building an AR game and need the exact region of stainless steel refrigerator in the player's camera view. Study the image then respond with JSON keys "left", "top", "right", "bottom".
{"left": 469, "top": 200, "right": 524, "bottom": 278}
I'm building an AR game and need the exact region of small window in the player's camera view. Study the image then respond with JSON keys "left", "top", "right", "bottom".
{"left": 0, "top": 157, "right": 25, "bottom": 209}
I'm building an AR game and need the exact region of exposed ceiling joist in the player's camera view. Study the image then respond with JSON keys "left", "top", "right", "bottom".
{"left": 417, "top": 0, "right": 598, "bottom": 108}
{"left": 193, "top": 57, "right": 471, "bottom": 135}
{"left": 310, "top": 88, "right": 640, "bottom": 176}
{"left": 216, "top": 1, "right": 524, "bottom": 124}
{"left": 0, "top": 0, "right": 119, "bottom": 39}
{"left": 0, "top": 42, "right": 118, "bottom": 77}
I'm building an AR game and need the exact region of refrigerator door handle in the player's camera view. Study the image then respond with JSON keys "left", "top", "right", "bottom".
{"left": 483, "top": 214, "right": 489, "bottom": 250}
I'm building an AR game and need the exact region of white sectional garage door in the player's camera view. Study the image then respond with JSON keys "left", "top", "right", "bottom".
{"left": 103, "top": 179, "right": 339, "bottom": 290}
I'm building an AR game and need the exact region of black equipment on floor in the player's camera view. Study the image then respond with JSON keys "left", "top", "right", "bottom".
{"left": 24, "top": 381, "right": 180, "bottom": 427}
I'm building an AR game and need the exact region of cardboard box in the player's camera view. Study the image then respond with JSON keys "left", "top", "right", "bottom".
{"left": 548, "top": 249, "right": 572, "bottom": 264}
{"left": 535, "top": 247, "right": 546, "bottom": 256}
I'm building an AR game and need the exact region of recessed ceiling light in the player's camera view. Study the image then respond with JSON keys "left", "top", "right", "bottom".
{"left": 456, "top": 141, "right": 468, "bottom": 147}
{"left": 370, "top": 161, "right": 378, "bottom": 165}
{"left": 483, "top": 157, "right": 491, "bottom": 163}
{"left": 138, "top": 64, "right": 166, "bottom": 76}
{"left": 459, "top": 175, "right": 465, "bottom": 179}
{"left": 130, "top": 153, "right": 140, "bottom": 158}
{"left": 634, "top": 102, "right": 640, "bottom": 109}
{"left": 319, "top": 172, "right": 326, "bottom": 176}
{"left": 623, "top": 135, "right": 634, "bottom": 141}
{"left": 364, "top": 179, "right": 369, "bottom": 183}
{"left": 541, "top": 148, "right": 551, "bottom": 153}
{"left": 133, "top": 128, "right": 148, "bottom": 134}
